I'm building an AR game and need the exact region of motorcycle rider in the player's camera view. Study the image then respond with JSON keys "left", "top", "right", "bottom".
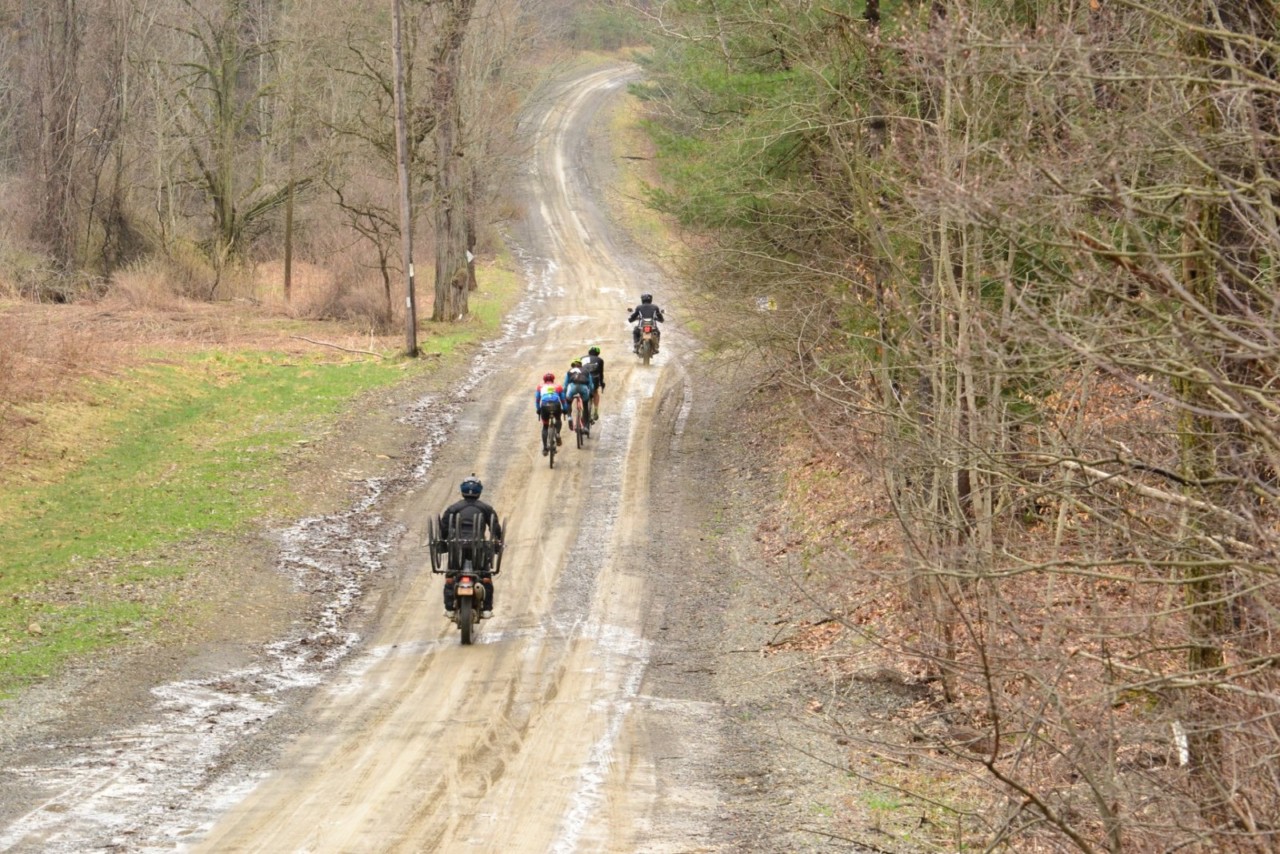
{"left": 580, "top": 346, "right": 605, "bottom": 424}
{"left": 437, "top": 475, "right": 503, "bottom": 620}
{"left": 535, "top": 372, "right": 567, "bottom": 456}
{"left": 628, "top": 293, "right": 665, "bottom": 354}
{"left": 563, "top": 359, "right": 594, "bottom": 435}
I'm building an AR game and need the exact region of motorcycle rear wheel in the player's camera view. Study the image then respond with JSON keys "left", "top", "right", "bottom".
{"left": 459, "top": 598, "right": 474, "bottom": 645}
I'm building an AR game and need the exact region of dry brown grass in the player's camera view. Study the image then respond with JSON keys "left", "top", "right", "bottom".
{"left": 0, "top": 302, "right": 118, "bottom": 476}
{"left": 0, "top": 289, "right": 410, "bottom": 481}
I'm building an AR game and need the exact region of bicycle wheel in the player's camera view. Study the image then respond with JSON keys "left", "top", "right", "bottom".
{"left": 548, "top": 423, "right": 557, "bottom": 468}
{"left": 574, "top": 400, "right": 584, "bottom": 448}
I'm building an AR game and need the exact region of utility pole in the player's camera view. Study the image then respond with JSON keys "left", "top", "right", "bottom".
{"left": 283, "top": 110, "right": 296, "bottom": 304}
{"left": 392, "top": 0, "right": 418, "bottom": 356}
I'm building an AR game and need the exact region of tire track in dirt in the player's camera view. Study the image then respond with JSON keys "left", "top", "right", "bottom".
{"left": 187, "top": 60, "right": 691, "bottom": 853}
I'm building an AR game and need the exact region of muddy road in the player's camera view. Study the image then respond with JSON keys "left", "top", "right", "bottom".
{"left": 0, "top": 63, "right": 746, "bottom": 853}
{"left": 189, "top": 62, "right": 708, "bottom": 854}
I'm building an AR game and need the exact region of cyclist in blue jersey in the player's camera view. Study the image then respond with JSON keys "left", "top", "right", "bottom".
{"left": 562, "top": 359, "right": 594, "bottom": 436}
{"left": 535, "top": 372, "right": 567, "bottom": 455}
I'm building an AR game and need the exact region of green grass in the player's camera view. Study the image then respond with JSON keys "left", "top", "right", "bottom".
{"left": 0, "top": 262, "right": 522, "bottom": 698}
{"left": 2, "top": 352, "right": 401, "bottom": 580}
{"left": 0, "top": 351, "right": 412, "bottom": 691}
{"left": 419, "top": 262, "right": 521, "bottom": 355}
{"left": 863, "top": 789, "right": 903, "bottom": 813}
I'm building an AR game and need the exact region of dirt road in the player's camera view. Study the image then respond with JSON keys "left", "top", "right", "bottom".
{"left": 0, "top": 62, "right": 877, "bottom": 854}
{"left": 0, "top": 62, "right": 726, "bottom": 853}
{"left": 190, "top": 62, "right": 713, "bottom": 854}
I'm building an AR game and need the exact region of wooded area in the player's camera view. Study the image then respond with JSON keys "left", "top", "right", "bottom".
{"left": 0, "top": 0, "right": 600, "bottom": 324}
{"left": 636, "top": 0, "right": 1279, "bottom": 850}
{"left": 5, "top": 0, "right": 1278, "bottom": 848}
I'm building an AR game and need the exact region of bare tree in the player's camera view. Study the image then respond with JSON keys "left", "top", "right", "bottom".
{"left": 30, "top": 0, "right": 84, "bottom": 272}
{"left": 429, "top": 0, "right": 478, "bottom": 322}
{"left": 640, "top": 0, "right": 1280, "bottom": 849}
{"left": 165, "top": 0, "right": 307, "bottom": 293}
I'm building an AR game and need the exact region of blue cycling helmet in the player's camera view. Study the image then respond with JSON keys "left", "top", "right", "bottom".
{"left": 460, "top": 476, "right": 482, "bottom": 498}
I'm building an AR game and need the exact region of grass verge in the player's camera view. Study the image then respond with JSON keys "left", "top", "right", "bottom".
{"left": 0, "top": 261, "right": 522, "bottom": 698}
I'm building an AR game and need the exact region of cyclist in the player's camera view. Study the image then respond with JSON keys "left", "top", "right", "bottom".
{"left": 437, "top": 475, "right": 503, "bottom": 619}
{"left": 563, "top": 359, "right": 594, "bottom": 435}
{"left": 580, "top": 346, "right": 605, "bottom": 424}
{"left": 628, "top": 293, "right": 665, "bottom": 353}
{"left": 535, "top": 372, "right": 567, "bottom": 456}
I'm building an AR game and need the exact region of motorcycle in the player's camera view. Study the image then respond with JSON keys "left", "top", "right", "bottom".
{"left": 634, "top": 319, "right": 658, "bottom": 365}
{"left": 427, "top": 516, "right": 504, "bottom": 645}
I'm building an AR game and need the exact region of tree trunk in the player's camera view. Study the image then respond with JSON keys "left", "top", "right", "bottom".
{"left": 392, "top": 0, "right": 417, "bottom": 354}
{"left": 35, "top": 0, "right": 83, "bottom": 272}
{"left": 431, "top": 0, "right": 477, "bottom": 322}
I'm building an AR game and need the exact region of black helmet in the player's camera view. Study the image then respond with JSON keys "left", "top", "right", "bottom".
{"left": 640, "top": 293, "right": 652, "bottom": 304}
{"left": 588, "top": 346, "right": 600, "bottom": 356}
{"left": 571, "top": 359, "right": 582, "bottom": 367}
{"left": 460, "top": 476, "right": 482, "bottom": 498}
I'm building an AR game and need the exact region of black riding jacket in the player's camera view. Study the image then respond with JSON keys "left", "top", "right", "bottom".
{"left": 628, "top": 303, "right": 665, "bottom": 324}
{"left": 439, "top": 497, "right": 503, "bottom": 558}
{"left": 581, "top": 353, "right": 605, "bottom": 390}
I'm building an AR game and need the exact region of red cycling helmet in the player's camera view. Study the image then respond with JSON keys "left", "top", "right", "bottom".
{"left": 542, "top": 372, "right": 555, "bottom": 382}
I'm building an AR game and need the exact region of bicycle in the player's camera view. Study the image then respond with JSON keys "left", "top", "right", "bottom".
{"left": 542, "top": 420, "right": 558, "bottom": 468}
{"left": 571, "top": 395, "right": 587, "bottom": 448}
